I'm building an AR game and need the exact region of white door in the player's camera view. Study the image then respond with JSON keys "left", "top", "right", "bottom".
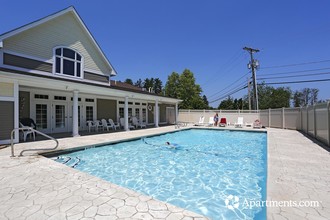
{"left": 52, "top": 103, "right": 68, "bottom": 133}
{"left": 33, "top": 102, "right": 51, "bottom": 133}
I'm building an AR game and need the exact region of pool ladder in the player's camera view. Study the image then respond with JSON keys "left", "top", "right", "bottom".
{"left": 10, "top": 127, "right": 59, "bottom": 157}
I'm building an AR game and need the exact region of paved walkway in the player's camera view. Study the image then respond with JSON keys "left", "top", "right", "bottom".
{"left": 0, "top": 126, "right": 329, "bottom": 219}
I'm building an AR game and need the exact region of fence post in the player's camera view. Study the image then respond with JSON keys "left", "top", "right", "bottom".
{"left": 268, "top": 108, "right": 271, "bottom": 128}
{"left": 300, "top": 107, "right": 302, "bottom": 131}
{"left": 327, "top": 101, "right": 330, "bottom": 147}
{"left": 313, "top": 104, "right": 317, "bottom": 138}
{"left": 306, "top": 106, "right": 309, "bottom": 134}
{"left": 282, "top": 107, "right": 285, "bottom": 129}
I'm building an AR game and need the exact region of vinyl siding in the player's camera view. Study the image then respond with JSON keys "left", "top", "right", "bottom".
{"left": 97, "top": 99, "right": 117, "bottom": 121}
{"left": 4, "top": 12, "right": 112, "bottom": 75}
{"left": 0, "top": 101, "right": 14, "bottom": 140}
{"left": 84, "top": 72, "right": 109, "bottom": 83}
{"left": 4, "top": 53, "right": 52, "bottom": 72}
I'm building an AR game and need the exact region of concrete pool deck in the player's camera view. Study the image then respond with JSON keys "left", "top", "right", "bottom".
{"left": 0, "top": 126, "right": 329, "bottom": 219}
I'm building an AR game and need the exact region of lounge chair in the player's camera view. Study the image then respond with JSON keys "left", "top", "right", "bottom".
{"left": 208, "top": 117, "right": 214, "bottom": 126}
{"left": 108, "top": 119, "right": 120, "bottom": 130}
{"left": 195, "top": 116, "right": 205, "bottom": 126}
{"left": 132, "top": 116, "right": 147, "bottom": 129}
{"left": 234, "top": 117, "right": 244, "bottom": 128}
{"left": 219, "top": 118, "right": 227, "bottom": 127}
{"left": 253, "top": 119, "right": 262, "bottom": 129}
{"left": 19, "top": 122, "right": 35, "bottom": 142}
{"left": 87, "top": 121, "right": 97, "bottom": 132}
{"left": 120, "top": 118, "right": 135, "bottom": 130}
{"left": 101, "top": 119, "right": 112, "bottom": 131}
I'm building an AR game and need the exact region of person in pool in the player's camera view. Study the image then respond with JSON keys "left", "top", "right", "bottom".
{"left": 165, "top": 142, "right": 179, "bottom": 149}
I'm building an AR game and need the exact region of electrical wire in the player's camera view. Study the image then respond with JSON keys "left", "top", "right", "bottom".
{"left": 208, "top": 71, "right": 250, "bottom": 99}
{"left": 260, "top": 59, "right": 330, "bottom": 69}
{"left": 209, "top": 85, "right": 248, "bottom": 104}
{"left": 261, "top": 78, "right": 330, "bottom": 85}
{"left": 258, "top": 71, "right": 330, "bottom": 80}
{"left": 258, "top": 67, "right": 330, "bottom": 76}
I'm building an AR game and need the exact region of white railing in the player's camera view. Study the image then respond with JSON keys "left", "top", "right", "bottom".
{"left": 179, "top": 103, "right": 330, "bottom": 147}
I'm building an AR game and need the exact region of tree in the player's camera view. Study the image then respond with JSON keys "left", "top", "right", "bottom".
{"left": 293, "top": 88, "right": 319, "bottom": 107}
{"left": 165, "top": 72, "right": 180, "bottom": 98}
{"left": 164, "top": 69, "right": 205, "bottom": 109}
{"left": 202, "top": 95, "right": 209, "bottom": 108}
{"left": 153, "top": 78, "right": 163, "bottom": 95}
{"left": 257, "top": 83, "right": 291, "bottom": 109}
{"left": 124, "top": 78, "right": 133, "bottom": 85}
{"left": 134, "top": 78, "right": 143, "bottom": 88}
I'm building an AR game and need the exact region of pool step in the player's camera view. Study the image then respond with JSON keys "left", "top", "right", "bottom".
{"left": 53, "top": 156, "right": 81, "bottom": 168}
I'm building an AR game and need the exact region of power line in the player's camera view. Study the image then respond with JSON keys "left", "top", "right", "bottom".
{"left": 260, "top": 59, "right": 330, "bottom": 69}
{"left": 258, "top": 67, "right": 330, "bottom": 76}
{"left": 258, "top": 71, "right": 330, "bottom": 80}
{"left": 209, "top": 85, "right": 248, "bottom": 104}
{"left": 208, "top": 80, "right": 247, "bottom": 101}
{"left": 261, "top": 78, "right": 330, "bottom": 85}
{"left": 207, "top": 71, "right": 250, "bottom": 99}
{"left": 201, "top": 49, "right": 245, "bottom": 87}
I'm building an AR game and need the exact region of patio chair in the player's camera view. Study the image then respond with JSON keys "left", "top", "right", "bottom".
{"left": 253, "top": 119, "right": 262, "bottom": 129}
{"left": 101, "top": 119, "right": 112, "bottom": 131}
{"left": 87, "top": 121, "right": 97, "bottom": 132}
{"left": 19, "top": 122, "right": 35, "bottom": 142}
{"left": 234, "top": 117, "right": 244, "bottom": 128}
{"left": 132, "top": 116, "right": 147, "bottom": 129}
{"left": 119, "top": 118, "right": 135, "bottom": 130}
{"left": 208, "top": 116, "right": 214, "bottom": 126}
{"left": 108, "top": 119, "right": 120, "bottom": 130}
{"left": 195, "top": 116, "right": 205, "bottom": 126}
{"left": 219, "top": 118, "right": 227, "bottom": 127}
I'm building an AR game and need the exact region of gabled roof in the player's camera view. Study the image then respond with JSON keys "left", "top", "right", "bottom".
{"left": 0, "top": 6, "right": 117, "bottom": 76}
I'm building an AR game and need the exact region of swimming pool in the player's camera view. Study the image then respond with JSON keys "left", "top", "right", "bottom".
{"left": 54, "top": 129, "right": 267, "bottom": 219}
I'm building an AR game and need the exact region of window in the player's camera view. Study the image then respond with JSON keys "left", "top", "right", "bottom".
{"left": 36, "top": 104, "right": 47, "bottom": 129}
{"left": 54, "top": 48, "right": 82, "bottom": 78}
{"left": 86, "top": 106, "right": 94, "bottom": 121}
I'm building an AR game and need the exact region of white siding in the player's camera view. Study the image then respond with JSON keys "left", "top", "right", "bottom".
{"left": 4, "top": 12, "right": 112, "bottom": 75}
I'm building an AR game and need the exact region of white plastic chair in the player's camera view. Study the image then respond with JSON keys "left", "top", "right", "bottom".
{"left": 120, "top": 118, "right": 135, "bottom": 130}
{"left": 234, "top": 117, "right": 244, "bottom": 128}
{"left": 195, "top": 116, "right": 205, "bottom": 126}
{"left": 101, "top": 119, "right": 112, "bottom": 131}
{"left": 132, "top": 116, "right": 146, "bottom": 129}
{"left": 20, "top": 122, "right": 35, "bottom": 142}
{"left": 108, "top": 119, "right": 120, "bottom": 130}
{"left": 208, "top": 117, "right": 214, "bottom": 126}
{"left": 87, "top": 121, "right": 96, "bottom": 132}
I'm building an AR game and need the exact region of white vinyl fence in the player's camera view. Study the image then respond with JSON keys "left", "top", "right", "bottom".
{"left": 179, "top": 102, "right": 330, "bottom": 147}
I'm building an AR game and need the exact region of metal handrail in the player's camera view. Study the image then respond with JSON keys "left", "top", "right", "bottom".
{"left": 10, "top": 127, "right": 59, "bottom": 157}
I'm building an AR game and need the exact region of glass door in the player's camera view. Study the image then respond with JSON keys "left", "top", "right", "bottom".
{"left": 53, "top": 103, "right": 68, "bottom": 133}
{"left": 34, "top": 103, "right": 50, "bottom": 133}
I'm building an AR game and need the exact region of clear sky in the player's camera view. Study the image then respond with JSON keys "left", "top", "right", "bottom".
{"left": 2, "top": 0, "right": 330, "bottom": 107}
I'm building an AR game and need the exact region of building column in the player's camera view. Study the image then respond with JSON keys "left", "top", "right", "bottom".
{"left": 124, "top": 96, "right": 129, "bottom": 131}
{"left": 155, "top": 100, "right": 159, "bottom": 127}
{"left": 175, "top": 103, "right": 178, "bottom": 123}
{"left": 14, "top": 82, "right": 19, "bottom": 143}
{"left": 72, "top": 90, "right": 79, "bottom": 137}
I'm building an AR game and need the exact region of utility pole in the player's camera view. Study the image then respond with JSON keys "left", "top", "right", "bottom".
{"left": 247, "top": 77, "right": 251, "bottom": 111}
{"left": 243, "top": 47, "right": 260, "bottom": 110}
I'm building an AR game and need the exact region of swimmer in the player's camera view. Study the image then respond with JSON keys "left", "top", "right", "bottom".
{"left": 165, "top": 142, "right": 178, "bottom": 149}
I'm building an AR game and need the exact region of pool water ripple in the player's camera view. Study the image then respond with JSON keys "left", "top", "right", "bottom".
{"left": 56, "top": 129, "right": 267, "bottom": 220}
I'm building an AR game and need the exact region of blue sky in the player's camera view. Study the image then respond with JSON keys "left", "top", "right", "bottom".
{"left": 2, "top": 0, "right": 330, "bottom": 107}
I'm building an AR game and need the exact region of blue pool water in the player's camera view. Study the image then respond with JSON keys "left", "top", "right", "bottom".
{"left": 55, "top": 129, "right": 267, "bottom": 220}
